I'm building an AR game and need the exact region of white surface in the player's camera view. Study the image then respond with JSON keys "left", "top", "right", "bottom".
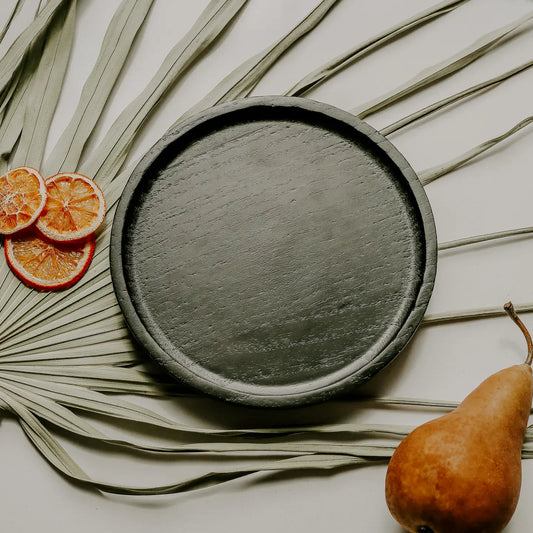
{"left": 2, "top": 0, "right": 533, "bottom": 531}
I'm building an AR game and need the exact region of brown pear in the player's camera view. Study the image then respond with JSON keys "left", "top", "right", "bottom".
{"left": 385, "top": 302, "right": 533, "bottom": 533}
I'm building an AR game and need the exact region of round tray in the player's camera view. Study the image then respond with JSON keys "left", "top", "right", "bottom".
{"left": 110, "top": 96, "right": 437, "bottom": 407}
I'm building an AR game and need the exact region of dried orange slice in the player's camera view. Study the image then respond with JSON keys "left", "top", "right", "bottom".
{"left": 0, "top": 167, "right": 46, "bottom": 235}
{"left": 5, "top": 231, "right": 95, "bottom": 290}
{"left": 36, "top": 172, "right": 106, "bottom": 242}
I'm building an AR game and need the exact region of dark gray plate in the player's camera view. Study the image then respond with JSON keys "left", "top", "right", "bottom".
{"left": 110, "top": 96, "right": 437, "bottom": 407}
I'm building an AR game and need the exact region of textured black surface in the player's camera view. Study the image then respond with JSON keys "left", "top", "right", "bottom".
{"left": 110, "top": 96, "right": 437, "bottom": 407}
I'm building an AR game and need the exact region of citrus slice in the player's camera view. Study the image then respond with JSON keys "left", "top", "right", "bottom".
{"left": 0, "top": 166, "right": 47, "bottom": 235}
{"left": 5, "top": 231, "right": 95, "bottom": 290}
{"left": 36, "top": 172, "right": 106, "bottom": 242}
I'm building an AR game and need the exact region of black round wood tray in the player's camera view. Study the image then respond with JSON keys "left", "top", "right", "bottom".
{"left": 110, "top": 96, "right": 437, "bottom": 407}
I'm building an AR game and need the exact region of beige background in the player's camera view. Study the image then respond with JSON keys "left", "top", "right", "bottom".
{"left": 1, "top": 0, "right": 533, "bottom": 531}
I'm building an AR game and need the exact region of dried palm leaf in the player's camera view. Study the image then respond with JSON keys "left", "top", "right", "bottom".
{"left": 352, "top": 11, "right": 533, "bottom": 119}
{"left": 285, "top": 0, "right": 471, "bottom": 97}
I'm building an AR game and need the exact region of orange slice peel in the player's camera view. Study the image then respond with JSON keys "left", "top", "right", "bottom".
{"left": 0, "top": 167, "right": 47, "bottom": 235}
{"left": 36, "top": 172, "right": 106, "bottom": 242}
{"left": 5, "top": 230, "right": 95, "bottom": 291}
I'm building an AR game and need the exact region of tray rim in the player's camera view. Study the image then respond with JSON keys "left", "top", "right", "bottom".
{"left": 110, "top": 95, "right": 438, "bottom": 407}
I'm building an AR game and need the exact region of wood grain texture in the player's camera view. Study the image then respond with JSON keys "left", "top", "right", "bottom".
{"left": 110, "top": 96, "right": 437, "bottom": 407}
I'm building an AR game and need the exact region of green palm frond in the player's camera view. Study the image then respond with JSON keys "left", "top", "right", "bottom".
{"left": 352, "top": 11, "right": 533, "bottom": 119}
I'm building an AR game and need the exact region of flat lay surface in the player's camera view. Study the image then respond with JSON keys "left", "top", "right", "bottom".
{"left": 1, "top": 0, "right": 533, "bottom": 531}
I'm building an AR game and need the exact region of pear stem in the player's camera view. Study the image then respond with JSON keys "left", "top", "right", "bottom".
{"left": 504, "top": 301, "right": 533, "bottom": 365}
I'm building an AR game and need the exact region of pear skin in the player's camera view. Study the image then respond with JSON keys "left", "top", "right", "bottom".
{"left": 385, "top": 304, "right": 533, "bottom": 533}
{"left": 386, "top": 364, "right": 532, "bottom": 533}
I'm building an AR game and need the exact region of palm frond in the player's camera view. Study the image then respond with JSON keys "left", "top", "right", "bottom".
{"left": 80, "top": 0, "right": 249, "bottom": 185}
{"left": 179, "top": 0, "right": 340, "bottom": 122}
{"left": 12, "top": 0, "right": 76, "bottom": 169}
{"left": 381, "top": 57, "right": 533, "bottom": 136}
{"left": 0, "top": 0, "right": 26, "bottom": 44}
{"left": 44, "top": 0, "right": 155, "bottom": 175}
{"left": 0, "top": 0, "right": 70, "bottom": 101}
{"left": 352, "top": 11, "right": 533, "bottom": 119}
{"left": 419, "top": 115, "right": 533, "bottom": 185}
{"left": 285, "top": 0, "right": 472, "bottom": 97}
